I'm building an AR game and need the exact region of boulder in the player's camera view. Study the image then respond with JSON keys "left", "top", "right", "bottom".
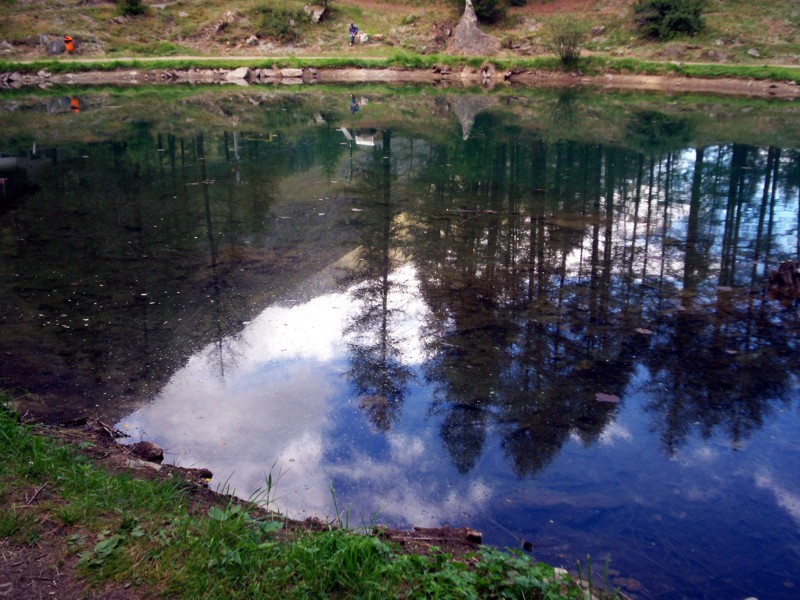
{"left": 280, "top": 68, "right": 303, "bottom": 79}
{"left": 226, "top": 66, "right": 250, "bottom": 81}
{"left": 451, "top": 0, "right": 499, "bottom": 56}
{"left": 46, "top": 40, "right": 66, "bottom": 55}
{"left": 304, "top": 4, "right": 326, "bottom": 23}
{"left": 131, "top": 440, "right": 164, "bottom": 463}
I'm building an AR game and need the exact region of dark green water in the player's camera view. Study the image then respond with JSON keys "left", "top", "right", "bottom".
{"left": 1, "top": 86, "right": 799, "bottom": 599}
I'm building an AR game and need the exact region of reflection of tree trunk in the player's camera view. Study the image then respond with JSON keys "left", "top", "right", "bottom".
{"left": 720, "top": 144, "right": 748, "bottom": 286}
{"left": 198, "top": 134, "right": 225, "bottom": 379}
{"left": 588, "top": 147, "right": 602, "bottom": 344}
{"left": 751, "top": 147, "right": 777, "bottom": 289}
{"left": 763, "top": 147, "right": 781, "bottom": 274}
{"left": 381, "top": 131, "right": 392, "bottom": 367}
{"left": 683, "top": 147, "right": 705, "bottom": 299}
{"left": 628, "top": 155, "right": 644, "bottom": 283}
{"left": 600, "top": 147, "right": 614, "bottom": 325}
{"left": 658, "top": 153, "right": 673, "bottom": 302}
{"left": 641, "top": 157, "right": 655, "bottom": 288}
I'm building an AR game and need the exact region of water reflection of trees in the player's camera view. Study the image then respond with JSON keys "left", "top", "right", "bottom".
{"left": 386, "top": 113, "right": 800, "bottom": 474}
{"left": 344, "top": 131, "right": 414, "bottom": 431}
{"left": 0, "top": 122, "right": 348, "bottom": 420}
{"left": 4, "top": 96, "right": 799, "bottom": 470}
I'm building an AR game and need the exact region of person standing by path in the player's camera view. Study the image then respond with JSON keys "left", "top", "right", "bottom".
{"left": 349, "top": 22, "right": 358, "bottom": 46}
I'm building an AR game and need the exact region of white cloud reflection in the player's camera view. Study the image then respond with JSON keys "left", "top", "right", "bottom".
{"left": 118, "top": 263, "right": 490, "bottom": 525}
{"left": 755, "top": 470, "right": 800, "bottom": 530}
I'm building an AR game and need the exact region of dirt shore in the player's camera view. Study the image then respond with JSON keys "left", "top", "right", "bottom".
{"left": 3, "top": 64, "right": 800, "bottom": 99}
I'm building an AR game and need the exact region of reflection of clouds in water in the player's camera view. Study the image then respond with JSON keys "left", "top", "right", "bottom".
{"left": 598, "top": 422, "right": 633, "bottom": 446}
{"left": 120, "top": 289, "right": 359, "bottom": 516}
{"left": 389, "top": 433, "right": 425, "bottom": 464}
{"left": 118, "top": 264, "right": 459, "bottom": 523}
{"left": 755, "top": 471, "right": 800, "bottom": 529}
{"left": 386, "top": 264, "right": 431, "bottom": 364}
{"left": 671, "top": 444, "right": 720, "bottom": 467}
{"left": 569, "top": 420, "right": 633, "bottom": 447}
{"left": 350, "top": 263, "right": 431, "bottom": 364}
{"left": 238, "top": 293, "right": 354, "bottom": 366}
{"left": 121, "top": 358, "right": 340, "bottom": 518}
{"left": 327, "top": 444, "right": 492, "bottom": 527}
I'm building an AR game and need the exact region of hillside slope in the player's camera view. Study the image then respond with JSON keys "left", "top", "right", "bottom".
{"left": 0, "top": 0, "right": 798, "bottom": 64}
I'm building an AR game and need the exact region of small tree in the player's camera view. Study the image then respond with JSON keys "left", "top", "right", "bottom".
{"left": 633, "top": 0, "right": 706, "bottom": 40}
{"left": 256, "top": 6, "right": 305, "bottom": 43}
{"left": 543, "top": 16, "right": 588, "bottom": 66}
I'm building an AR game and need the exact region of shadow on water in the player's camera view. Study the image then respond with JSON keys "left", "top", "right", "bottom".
{"left": 1, "top": 86, "right": 799, "bottom": 598}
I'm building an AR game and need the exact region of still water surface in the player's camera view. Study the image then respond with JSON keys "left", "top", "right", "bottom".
{"left": 1, "top": 87, "right": 799, "bottom": 598}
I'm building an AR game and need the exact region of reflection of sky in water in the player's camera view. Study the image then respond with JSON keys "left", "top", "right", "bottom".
{"left": 120, "top": 258, "right": 800, "bottom": 595}
{"left": 112, "top": 155, "right": 800, "bottom": 598}
{"left": 120, "top": 264, "right": 490, "bottom": 524}
{"left": 122, "top": 262, "right": 800, "bottom": 600}
{"left": 5, "top": 90, "right": 800, "bottom": 599}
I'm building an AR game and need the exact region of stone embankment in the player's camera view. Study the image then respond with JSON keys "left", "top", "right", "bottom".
{"left": 3, "top": 65, "right": 800, "bottom": 99}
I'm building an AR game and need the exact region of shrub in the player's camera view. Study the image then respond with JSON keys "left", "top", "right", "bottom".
{"left": 633, "top": 0, "right": 706, "bottom": 40}
{"left": 543, "top": 16, "right": 588, "bottom": 65}
{"left": 118, "top": 0, "right": 145, "bottom": 17}
{"left": 256, "top": 5, "right": 306, "bottom": 43}
{"left": 455, "top": 0, "right": 508, "bottom": 25}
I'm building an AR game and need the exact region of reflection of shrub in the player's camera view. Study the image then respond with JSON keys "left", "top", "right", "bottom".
{"left": 633, "top": 0, "right": 705, "bottom": 39}
{"left": 627, "top": 110, "right": 694, "bottom": 153}
{"left": 256, "top": 5, "right": 306, "bottom": 42}
{"left": 118, "top": 0, "right": 145, "bottom": 16}
{"left": 543, "top": 16, "right": 588, "bottom": 65}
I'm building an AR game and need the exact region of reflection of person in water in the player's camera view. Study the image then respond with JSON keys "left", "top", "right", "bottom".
{"left": 70, "top": 97, "right": 80, "bottom": 113}
{"left": 349, "top": 22, "right": 358, "bottom": 46}
{"left": 350, "top": 95, "right": 359, "bottom": 114}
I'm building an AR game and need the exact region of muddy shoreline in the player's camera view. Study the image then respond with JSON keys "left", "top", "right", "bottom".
{"left": 2, "top": 65, "right": 800, "bottom": 99}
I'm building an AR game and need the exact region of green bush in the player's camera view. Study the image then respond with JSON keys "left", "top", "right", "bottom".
{"left": 543, "top": 16, "right": 588, "bottom": 65}
{"left": 633, "top": 0, "right": 706, "bottom": 39}
{"left": 256, "top": 5, "right": 306, "bottom": 43}
{"left": 456, "top": 0, "right": 508, "bottom": 25}
{"left": 118, "top": 0, "right": 146, "bottom": 17}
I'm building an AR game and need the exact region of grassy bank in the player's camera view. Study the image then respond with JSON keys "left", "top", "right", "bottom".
{"left": 0, "top": 402, "right": 611, "bottom": 598}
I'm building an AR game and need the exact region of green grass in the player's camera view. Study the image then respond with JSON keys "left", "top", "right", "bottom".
{"left": 0, "top": 401, "right": 600, "bottom": 598}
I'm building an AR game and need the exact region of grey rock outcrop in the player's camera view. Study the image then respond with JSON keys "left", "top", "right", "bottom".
{"left": 451, "top": 0, "right": 499, "bottom": 56}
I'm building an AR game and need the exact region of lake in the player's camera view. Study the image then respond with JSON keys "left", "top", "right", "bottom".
{"left": 1, "top": 85, "right": 799, "bottom": 599}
